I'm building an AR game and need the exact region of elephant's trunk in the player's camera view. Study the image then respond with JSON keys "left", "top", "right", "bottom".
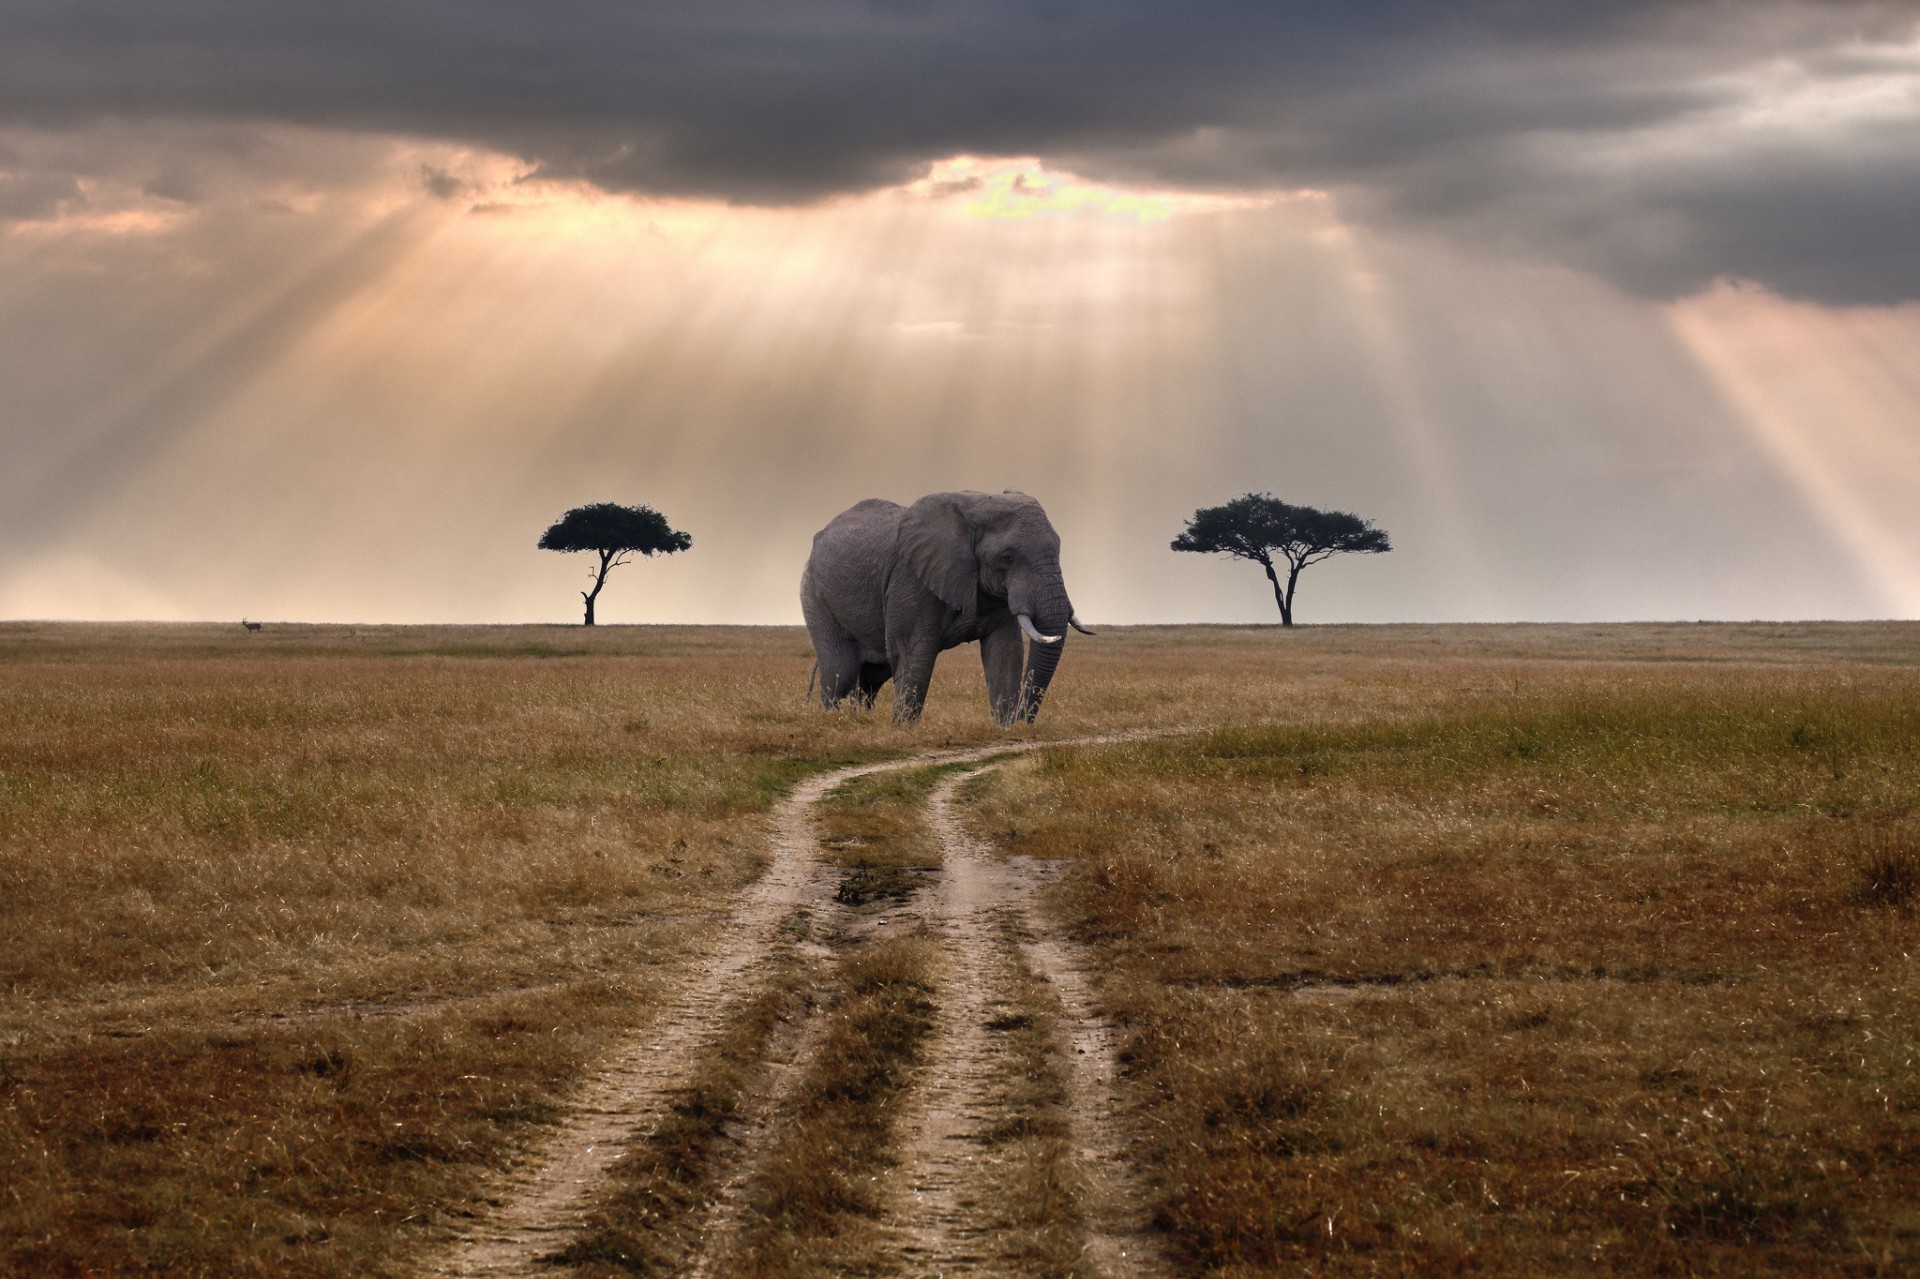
{"left": 1018, "top": 634, "right": 1064, "bottom": 723}
{"left": 1015, "top": 577, "right": 1073, "bottom": 723}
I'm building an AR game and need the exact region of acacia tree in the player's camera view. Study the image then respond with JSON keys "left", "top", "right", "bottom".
{"left": 1172, "top": 493, "right": 1390, "bottom": 626}
{"left": 538, "top": 502, "right": 691, "bottom": 626}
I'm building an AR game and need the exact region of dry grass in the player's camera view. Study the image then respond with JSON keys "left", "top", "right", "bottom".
{"left": 806, "top": 760, "right": 1082, "bottom": 1267}
{"left": 968, "top": 646, "right": 1920, "bottom": 1275}
{"left": 554, "top": 950, "right": 814, "bottom": 1277}
{"left": 967, "top": 940, "right": 1084, "bottom": 1278}
{"left": 0, "top": 622, "right": 948, "bottom": 1277}
{"left": 812, "top": 765, "right": 1085, "bottom": 1275}
{"left": 7, "top": 619, "right": 1920, "bottom": 1275}
{"left": 727, "top": 934, "right": 939, "bottom": 1278}
{"left": 813, "top": 765, "right": 963, "bottom": 907}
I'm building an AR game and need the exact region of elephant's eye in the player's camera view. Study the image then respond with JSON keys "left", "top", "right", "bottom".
{"left": 997, "top": 549, "right": 1017, "bottom": 566}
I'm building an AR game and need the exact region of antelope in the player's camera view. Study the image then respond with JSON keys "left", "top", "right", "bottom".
{"left": 241, "top": 619, "right": 263, "bottom": 633}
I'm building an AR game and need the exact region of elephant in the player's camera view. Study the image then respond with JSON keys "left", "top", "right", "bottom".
{"left": 801, "top": 490, "right": 1094, "bottom": 725}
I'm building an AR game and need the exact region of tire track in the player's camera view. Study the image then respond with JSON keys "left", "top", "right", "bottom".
{"left": 673, "top": 953, "right": 837, "bottom": 1279}
{"left": 673, "top": 744, "right": 1041, "bottom": 1277}
{"left": 426, "top": 743, "right": 1083, "bottom": 1277}
{"left": 893, "top": 763, "right": 1170, "bottom": 1278}
{"left": 430, "top": 758, "right": 880, "bottom": 1276}
{"left": 887, "top": 768, "right": 1025, "bottom": 1274}
{"left": 1020, "top": 933, "right": 1165, "bottom": 1277}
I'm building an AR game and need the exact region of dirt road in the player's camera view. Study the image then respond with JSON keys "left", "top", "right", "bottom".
{"left": 429, "top": 739, "right": 1167, "bottom": 1277}
{"left": 888, "top": 766, "right": 1167, "bottom": 1276}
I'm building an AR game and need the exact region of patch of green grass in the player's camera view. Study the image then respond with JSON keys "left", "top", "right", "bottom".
{"left": 820, "top": 758, "right": 1004, "bottom": 812}
{"left": 970, "top": 941, "right": 1084, "bottom": 1278}
{"left": 1163, "top": 681, "right": 1920, "bottom": 821}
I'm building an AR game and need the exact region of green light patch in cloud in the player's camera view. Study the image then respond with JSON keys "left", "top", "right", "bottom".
{"left": 968, "top": 170, "right": 1172, "bottom": 222}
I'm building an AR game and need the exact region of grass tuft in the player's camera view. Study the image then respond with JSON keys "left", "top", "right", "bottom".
{"left": 1854, "top": 828, "right": 1919, "bottom": 910}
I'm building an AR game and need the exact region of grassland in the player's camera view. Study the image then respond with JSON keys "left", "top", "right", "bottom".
{"left": 970, "top": 633, "right": 1920, "bottom": 1275}
{"left": 0, "top": 622, "right": 915, "bottom": 1277}
{"left": 2, "top": 619, "right": 1917, "bottom": 1276}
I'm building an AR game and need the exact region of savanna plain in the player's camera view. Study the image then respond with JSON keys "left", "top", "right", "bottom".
{"left": 2, "top": 620, "right": 1917, "bottom": 1277}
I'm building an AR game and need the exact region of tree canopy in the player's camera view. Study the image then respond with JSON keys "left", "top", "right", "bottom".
{"left": 538, "top": 502, "right": 691, "bottom": 626}
{"left": 1171, "top": 493, "right": 1390, "bottom": 626}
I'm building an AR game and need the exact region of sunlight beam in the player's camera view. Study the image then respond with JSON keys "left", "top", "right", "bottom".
{"left": 1670, "top": 283, "right": 1920, "bottom": 615}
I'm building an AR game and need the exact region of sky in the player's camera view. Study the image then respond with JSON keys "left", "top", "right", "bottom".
{"left": 3, "top": 1, "right": 1919, "bottom": 625}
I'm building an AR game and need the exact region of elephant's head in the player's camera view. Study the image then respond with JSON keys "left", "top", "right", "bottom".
{"left": 899, "top": 490, "right": 1092, "bottom": 723}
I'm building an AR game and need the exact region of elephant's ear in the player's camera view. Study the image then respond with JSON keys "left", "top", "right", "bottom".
{"left": 899, "top": 493, "right": 979, "bottom": 614}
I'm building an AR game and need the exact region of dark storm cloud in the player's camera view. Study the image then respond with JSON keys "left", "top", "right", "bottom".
{"left": 3, "top": 1, "right": 1919, "bottom": 300}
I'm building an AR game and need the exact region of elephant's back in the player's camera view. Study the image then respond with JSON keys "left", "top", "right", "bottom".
{"left": 804, "top": 499, "right": 902, "bottom": 646}
{"left": 819, "top": 497, "right": 904, "bottom": 530}
{"left": 809, "top": 498, "right": 905, "bottom": 562}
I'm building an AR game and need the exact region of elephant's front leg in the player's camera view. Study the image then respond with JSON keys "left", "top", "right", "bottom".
{"left": 889, "top": 656, "right": 938, "bottom": 723}
{"left": 980, "top": 619, "right": 1024, "bottom": 726}
{"left": 887, "top": 637, "right": 941, "bottom": 725}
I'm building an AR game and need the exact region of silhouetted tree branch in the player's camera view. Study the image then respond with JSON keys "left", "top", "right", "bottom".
{"left": 538, "top": 502, "right": 691, "bottom": 626}
{"left": 1172, "top": 493, "right": 1390, "bottom": 626}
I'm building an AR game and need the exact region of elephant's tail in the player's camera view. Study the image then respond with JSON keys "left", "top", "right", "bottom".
{"left": 806, "top": 661, "right": 818, "bottom": 704}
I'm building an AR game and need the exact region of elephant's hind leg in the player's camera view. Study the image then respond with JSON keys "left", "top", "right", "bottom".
{"left": 854, "top": 661, "right": 892, "bottom": 709}
{"left": 810, "top": 631, "right": 866, "bottom": 711}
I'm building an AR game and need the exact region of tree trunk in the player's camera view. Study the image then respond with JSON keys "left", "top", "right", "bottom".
{"left": 582, "top": 549, "right": 615, "bottom": 626}
{"left": 1263, "top": 559, "right": 1293, "bottom": 627}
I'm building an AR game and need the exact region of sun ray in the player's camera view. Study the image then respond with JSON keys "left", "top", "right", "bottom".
{"left": 8, "top": 130, "right": 1914, "bottom": 624}
{"left": 1296, "top": 208, "right": 1503, "bottom": 617}
{"left": 1669, "top": 283, "right": 1920, "bottom": 614}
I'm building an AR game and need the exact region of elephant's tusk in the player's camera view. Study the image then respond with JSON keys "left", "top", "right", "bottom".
{"left": 1069, "top": 613, "right": 1097, "bottom": 636}
{"left": 1017, "top": 614, "right": 1062, "bottom": 645}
